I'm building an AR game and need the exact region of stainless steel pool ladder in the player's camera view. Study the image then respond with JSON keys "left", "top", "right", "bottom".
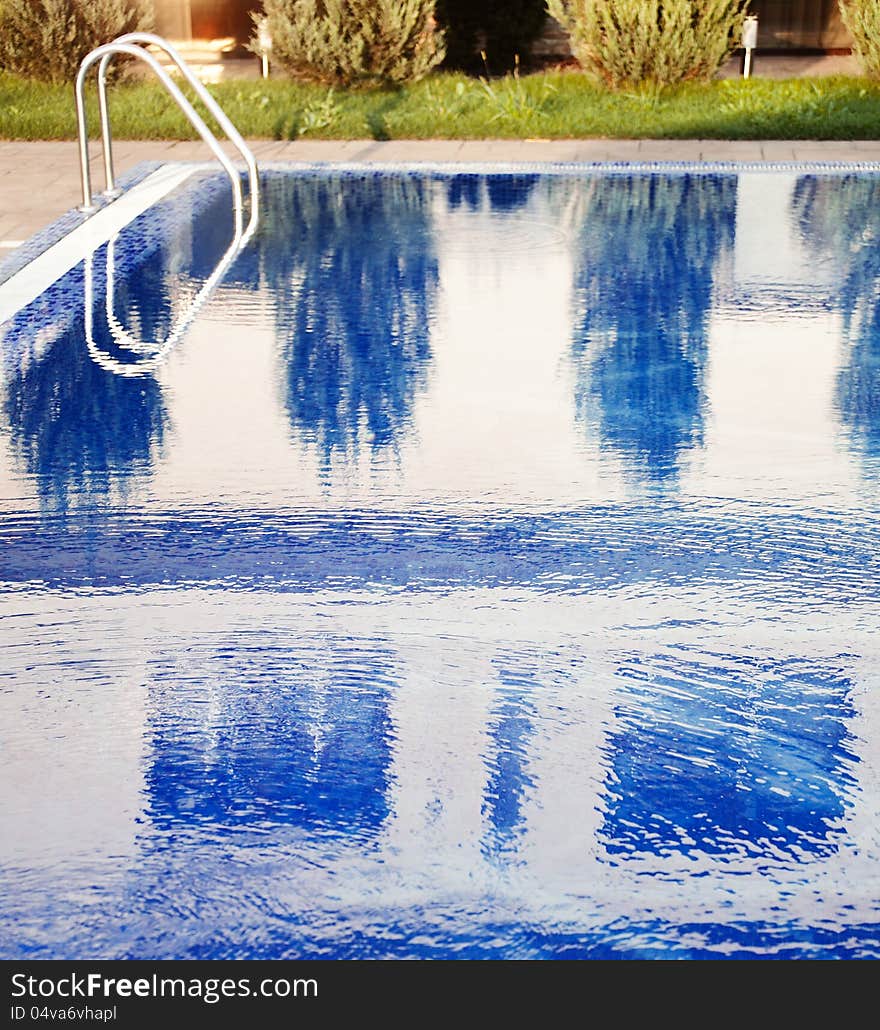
{"left": 75, "top": 32, "right": 259, "bottom": 237}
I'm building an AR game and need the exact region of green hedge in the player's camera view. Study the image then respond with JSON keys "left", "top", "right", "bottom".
{"left": 547, "top": 0, "right": 748, "bottom": 89}
{"left": 0, "top": 0, "right": 152, "bottom": 84}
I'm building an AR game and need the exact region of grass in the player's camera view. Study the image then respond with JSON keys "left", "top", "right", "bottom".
{"left": 1, "top": 68, "right": 880, "bottom": 141}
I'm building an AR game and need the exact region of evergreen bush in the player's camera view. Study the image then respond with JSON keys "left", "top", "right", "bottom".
{"left": 546, "top": 0, "right": 748, "bottom": 89}
{"left": 839, "top": 0, "right": 880, "bottom": 79}
{"left": 0, "top": 0, "right": 152, "bottom": 84}
{"left": 254, "top": 0, "right": 445, "bottom": 88}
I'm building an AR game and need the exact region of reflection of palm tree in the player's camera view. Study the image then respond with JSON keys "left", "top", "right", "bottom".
{"left": 1, "top": 244, "right": 170, "bottom": 511}
{"left": 792, "top": 174, "right": 880, "bottom": 470}
{"left": 261, "top": 174, "right": 438, "bottom": 471}
{"left": 570, "top": 174, "right": 736, "bottom": 484}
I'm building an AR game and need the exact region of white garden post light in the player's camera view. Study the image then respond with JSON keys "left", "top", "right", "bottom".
{"left": 258, "top": 18, "right": 272, "bottom": 79}
{"left": 742, "top": 15, "right": 758, "bottom": 79}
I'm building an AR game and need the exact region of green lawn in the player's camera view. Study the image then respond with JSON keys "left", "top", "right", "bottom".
{"left": 2, "top": 69, "right": 880, "bottom": 140}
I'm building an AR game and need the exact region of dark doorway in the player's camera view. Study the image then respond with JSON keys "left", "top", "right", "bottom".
{"left": 189, "top": 0, "right": 262, "bottom": 46}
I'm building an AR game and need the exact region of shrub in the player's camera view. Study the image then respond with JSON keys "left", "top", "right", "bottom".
{"left": 253, "top": 0, "right": 445, "bottom": 88}
{"left": 546, "top": 0, "right": 749, "bottom": 89}
{"left": 840, "top": 0, "right": 880, "bottom": 79}
{"left": 435, "top": 0, "right": 549, "bottom": 74}
{"left": 0, "top": 0, "right": 152, "bottom": 84}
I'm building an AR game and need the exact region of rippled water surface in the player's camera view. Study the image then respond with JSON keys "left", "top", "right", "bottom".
{"left": 1, "top": 167, "right": 879, "bottom": 959}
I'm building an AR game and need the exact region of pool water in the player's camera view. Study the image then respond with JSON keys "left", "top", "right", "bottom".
{"left": 1, "top": 165, "right": 878, "bottom": 959}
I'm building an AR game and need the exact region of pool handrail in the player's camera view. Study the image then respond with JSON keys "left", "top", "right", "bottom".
{"left": 94, "top": 32, "right": 260, "bottom": 235}
{"left": 74, "top": 37, "right": 258, "bottom": 238}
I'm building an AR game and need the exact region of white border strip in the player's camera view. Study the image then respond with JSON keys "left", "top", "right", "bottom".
{"left": 0, "top": 163, "right": 199, "bottom": 327}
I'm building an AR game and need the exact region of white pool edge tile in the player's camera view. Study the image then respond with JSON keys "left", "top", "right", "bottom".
{"left": 0, "top": 164, "right": 200, "bottom": 327}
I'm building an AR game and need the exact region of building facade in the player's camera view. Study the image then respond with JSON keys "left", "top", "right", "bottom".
{"left": 153, "top": 2, "right": 853, "bottom": 53}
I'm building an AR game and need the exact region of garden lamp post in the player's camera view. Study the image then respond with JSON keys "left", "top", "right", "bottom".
{"left": 742, "top": 14, "right": 758, "bottom": 78}
{"left": 258, "top": 18, "right": 272, "bottom": 79}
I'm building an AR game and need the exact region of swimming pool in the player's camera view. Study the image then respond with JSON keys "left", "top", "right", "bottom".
{"left": 1, "top": 162, "right": 878, "bottom": 960}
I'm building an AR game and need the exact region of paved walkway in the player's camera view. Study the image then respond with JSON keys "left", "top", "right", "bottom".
{"left": 1, "top": 137, "right": 879, "bottom": 253}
